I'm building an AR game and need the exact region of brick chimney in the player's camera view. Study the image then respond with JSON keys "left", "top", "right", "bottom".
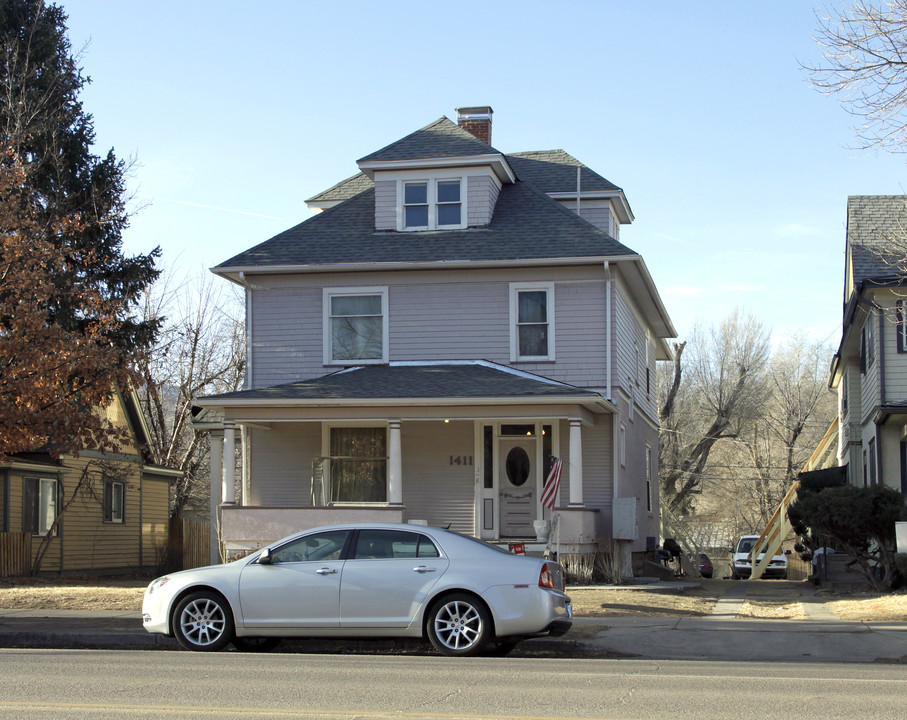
{"left": 456, "top": 106, "right": 493, "bottom": 145}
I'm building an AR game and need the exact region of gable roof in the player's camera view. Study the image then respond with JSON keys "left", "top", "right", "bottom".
{"left": 846, "top": 195, "right": 907, "bottom": 293}
{"left": 215, "top": 179, "right": 636, "bottom": 271}
{"left": 357, "top": 116, "right": 500, "bottom": 164}
{"left": 198, "top": 361, "right": 606, "bottom": 407}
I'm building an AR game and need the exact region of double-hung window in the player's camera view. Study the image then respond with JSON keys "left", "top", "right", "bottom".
{"left": 401, "top": 178, "right": 463, "bottom": 230}
{"left": 329, "top": 427, "right": 387, "bottom": 503}
{"left": 104, "top": 479, "right": 125, "bottom": 523}
{"left": 324, "top": 288, "right": 388, "bottom": 364}
{"left": 510, "top": 282, "right": 555, "bottom": 361}
{"left": 23, "top": 477, "right": 58, "bottom": 536}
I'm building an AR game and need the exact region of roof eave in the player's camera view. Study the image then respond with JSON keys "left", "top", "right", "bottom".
{"left": 210, "top": 255, "right": 645, "bottom": 283}
{"left": 357, "top": 154, "right": 516, "bottom": 184}
{"left": 547, "top": 189, "right": 634, "bottom": 223}
{"left": 196, "top": 393, "right": 616, "bottom": 414}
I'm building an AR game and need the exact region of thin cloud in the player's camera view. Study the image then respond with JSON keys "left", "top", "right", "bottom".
{"left": 158, "top": 197, "right": 285, "bottom": 221}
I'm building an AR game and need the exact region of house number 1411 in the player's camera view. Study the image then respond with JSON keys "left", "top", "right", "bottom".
{"left": 449, "top": 456, "right": 473, "bottom": 466}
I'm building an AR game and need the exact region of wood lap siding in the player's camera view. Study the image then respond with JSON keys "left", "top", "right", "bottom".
{"left": 400, "top": 423, "right": 474, "bottom": 535}
{"left": 55, "top": 455, "right": 141, "bottom": 573}
{"left": 374, "top": 180, "right": 396, "bottom": 230}
{"left": 249, "top": 266, "right": 612, "bottom": 390}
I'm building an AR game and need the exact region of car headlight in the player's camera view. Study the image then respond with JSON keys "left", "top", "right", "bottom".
{"left": 146, "top": 576, "right": 170, "bottom": 595}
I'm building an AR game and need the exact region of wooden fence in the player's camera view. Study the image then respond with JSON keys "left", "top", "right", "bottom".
{"left": 0, "top": 533, "right": 32, "bottom": 576}
{"left": 168, "top": 517, "right": 210, "bottom": 571}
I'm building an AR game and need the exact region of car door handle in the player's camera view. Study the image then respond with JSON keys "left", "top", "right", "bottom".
{"left": 413, "top": 566, "right": 436, "bottom": 573}
{"left": 316, "top": 567, "right": 338, "bottom": 575}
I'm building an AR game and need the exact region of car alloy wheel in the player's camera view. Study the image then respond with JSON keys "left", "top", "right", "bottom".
{"left": 427, "top": 593, "right": 491, "bottom": 657}
{"left": 173, "top": 591, "right": 234, "bottom": 651}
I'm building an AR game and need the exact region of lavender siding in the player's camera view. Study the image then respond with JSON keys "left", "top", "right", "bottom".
{"left": 467, "top": 175, "right": 499, "bottom": 227}
{"left": 248, "top": 266, "right": 610, "bottom": 389}
{"left": 401, "top": 421, "right": 475, "bottom": 534}
{"left": 374, "top": 180, "right": 396, "bottom": 230}
{"left": 248, "top": 423, "right": 321, "bottom": 506}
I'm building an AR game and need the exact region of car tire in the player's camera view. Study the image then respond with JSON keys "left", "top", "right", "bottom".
{"left": 232, "top": 636, "right": 281, "bottom": 653}
{"left": 426, "top": 593, "right": 492, "bottom": 657}
{"left": 173, "top": 590, "right": 234, "bottom": 652}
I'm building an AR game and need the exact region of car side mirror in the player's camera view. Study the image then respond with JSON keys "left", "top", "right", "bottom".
{"left": 258, "top": 547, "right": 272, "bottom": 565}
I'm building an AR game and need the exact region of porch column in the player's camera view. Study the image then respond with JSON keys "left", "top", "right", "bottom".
{"left": 208, "top": 430, "right": 223, "bottom": 564}
{"left": 222, "top": 421, "right": 236, "bottom": 505}
{"left": 569, "top": 418, "right": 584, "bottom": 506}
{"left": 388, "top": 419, "right": 403, "bottom": 505}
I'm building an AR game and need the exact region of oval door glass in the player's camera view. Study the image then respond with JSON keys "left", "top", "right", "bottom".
{"left": 505, "top": 447, "right": 530, "bottom": 487}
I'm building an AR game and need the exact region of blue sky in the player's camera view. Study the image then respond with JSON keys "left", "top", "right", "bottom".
{"left": 61, "top": 1, "right": 906, "bottom": 344}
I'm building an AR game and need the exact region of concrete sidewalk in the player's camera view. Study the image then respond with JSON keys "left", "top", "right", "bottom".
{"left": 1, "top": 582, "right": 905, "bottom": 662}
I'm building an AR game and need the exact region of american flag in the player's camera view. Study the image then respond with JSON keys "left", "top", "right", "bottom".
{"left": 540, "top": 456, "right": 562, "bottom": 510}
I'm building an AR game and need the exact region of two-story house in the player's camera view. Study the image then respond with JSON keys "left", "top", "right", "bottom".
{"left": 829, "top": 195, "right": 907, "bottom": 493}
{"left": 197, "top": 107, "right": 676, "bottom": 566}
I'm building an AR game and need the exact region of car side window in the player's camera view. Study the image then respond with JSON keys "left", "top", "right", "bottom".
{"left": 352, "top": 530, "right": 439, "bottom": 559}
{"left": 270, "top": 530, "right": 350, "bottom": 564}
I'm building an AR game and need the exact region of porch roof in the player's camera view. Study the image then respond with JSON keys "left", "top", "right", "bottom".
{"left": 197, "top": 361, "right": 610, "bottom": 411}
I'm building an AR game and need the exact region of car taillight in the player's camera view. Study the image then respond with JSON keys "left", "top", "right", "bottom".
{"left": 539, "top": 563, "right": 555, "bottom": 589}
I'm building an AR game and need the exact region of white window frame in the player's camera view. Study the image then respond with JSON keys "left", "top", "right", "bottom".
{"left": 323, "top": 287, "right": 389, "bottom": 366}
{"left": 509, "top": 282, "right": 556, "bottom": 362}
{"left": 104, "top": 479, "right": 125, "bottom": 524}
{"left": 396, "top": 174, "right": 466, "bottom": 231}
{"left": 322, "top": 423, "right": 389, "bottom": 505}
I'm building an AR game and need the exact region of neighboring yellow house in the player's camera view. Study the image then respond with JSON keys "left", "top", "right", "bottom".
{"left": 0, "top": 389, "right": 181, "bottom": 575}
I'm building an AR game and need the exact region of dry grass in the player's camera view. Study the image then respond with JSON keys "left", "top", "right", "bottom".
{"left": 568, "top": 581, "right": 722, "bottom": 617}
{"left": 822, "top": 591, "right": 907, "bottom": 621}
{"left": 0, "top": 577, "right": 146, "bottom": 611}
{"left": 736, "top": 601, "right": 806, "bottom": 620}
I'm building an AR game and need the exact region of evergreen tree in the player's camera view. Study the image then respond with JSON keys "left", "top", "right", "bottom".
{"left": 0, "top": 0, "right": 160, "bottom": 458}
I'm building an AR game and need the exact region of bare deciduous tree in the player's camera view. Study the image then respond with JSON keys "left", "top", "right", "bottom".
{"left": 137, "top": 270, "right": 245, "bottom": 519}
{"left": 805, "top": 1, "right": 907, "bottom": 152}
{"left": 659, "top": 309, "right": 771, "bottom": 512}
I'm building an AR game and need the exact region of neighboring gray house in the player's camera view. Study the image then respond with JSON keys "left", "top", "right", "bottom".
{"left": 197, "top": 107, "right": 676, "bottom": 565}
{"left": 830, "top": 195, "right": 907, "bottom": 492}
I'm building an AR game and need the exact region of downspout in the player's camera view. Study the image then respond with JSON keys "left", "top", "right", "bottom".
{"left": 877, "top": 310, "right": 885, "bottom": 485}
{"left": 238, "top": 271, "right": 252, "bottom": 503}
{"left": 605, "top": 261, "right": 617, "bottom": 501}
{"left": 604, "top": 262, "right": 612, "bottom": 402}
{"left": 576, "top": 166, "right": 581, "bottom": 217}
{"left": 139, "top": 458, "right": 144, "bottom": 570}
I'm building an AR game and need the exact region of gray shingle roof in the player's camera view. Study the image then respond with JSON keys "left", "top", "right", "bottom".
{"left": 357, "top": 117, "right": 499, "bottom": 163}
{"left": 507, "top": 150, "right": 621, "bottom": 193}
{"left": 216, "top": 178, "right": 635, "bottom": 269}
{"left": 203, "top": 362, "right": 601, "bottom": 402}
{"left": 847, "top": 195, "right": 907, "bottom": 285}
{"left": 306, "top": 172, "right": 374, "bottom": 204}
{"left": 302, "top": 150, "right": 622, "bottom": 207}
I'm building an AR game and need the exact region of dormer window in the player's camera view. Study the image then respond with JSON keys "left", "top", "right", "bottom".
{"left": 399, "top": 176, "right": 465, "bottom": 230}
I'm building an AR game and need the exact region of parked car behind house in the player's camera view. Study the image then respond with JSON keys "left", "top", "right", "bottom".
{"left": 731, "top": 535, "right": 787, "bottom": 579}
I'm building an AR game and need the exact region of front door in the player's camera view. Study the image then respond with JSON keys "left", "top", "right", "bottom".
{"left": 498, "top": 436, "right": 537, "bottom": 537}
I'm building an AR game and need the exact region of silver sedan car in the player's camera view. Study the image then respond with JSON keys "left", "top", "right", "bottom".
{"left": 142, "top": 522, "right": 572, "bottom": 656}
